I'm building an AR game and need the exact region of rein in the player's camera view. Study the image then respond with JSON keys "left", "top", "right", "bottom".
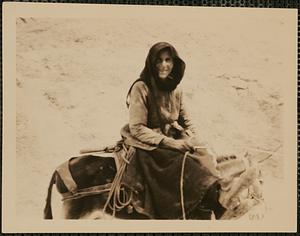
{"left": 180, "top": 151, "right": 189, "bottom": 220}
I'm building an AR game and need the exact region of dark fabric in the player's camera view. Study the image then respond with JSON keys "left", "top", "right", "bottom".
{"left": 126, "top": 42, "right": 186, "bottom": 107}
{"left": 200, "top": 181, "right": 227, "bottom": 219}
{"left": 122, "top": 148, "right": 219, "bottom": 219}
{"left": 140, "top": 42, "right": 185, "bottom": 92}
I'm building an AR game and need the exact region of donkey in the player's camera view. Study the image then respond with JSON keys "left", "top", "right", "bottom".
{"left": 44, "top": 152, "right": 263, "bottom": 220}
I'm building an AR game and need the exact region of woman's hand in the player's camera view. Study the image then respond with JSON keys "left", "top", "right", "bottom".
{"left": 184, "top": 136, "right": 201, "bottom": 147}
{"left": 160, "top": 137, "right": 194, "bottom": 153}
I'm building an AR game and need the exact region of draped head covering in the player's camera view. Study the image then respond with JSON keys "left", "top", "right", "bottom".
{"left": 126, "top": 42, "right": 186, "bottom": 107}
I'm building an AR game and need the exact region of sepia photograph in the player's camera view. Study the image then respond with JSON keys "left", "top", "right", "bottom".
{"left": 2, "top": 2, "right": 297, "bottom": 233}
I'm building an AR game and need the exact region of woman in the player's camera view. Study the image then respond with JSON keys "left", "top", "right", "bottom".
{"left": 121, "top": 42, "right": 224, "bottom": 219}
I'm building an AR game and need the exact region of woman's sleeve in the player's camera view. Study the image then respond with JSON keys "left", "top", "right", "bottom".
{"left": 129, "top": 82, "right": 165, "bottom": 146}
{"left": 178, "top": 90, "right": 197, "bottom": 136}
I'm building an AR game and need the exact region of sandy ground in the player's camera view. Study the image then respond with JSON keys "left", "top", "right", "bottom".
{"left": 15, "top": 14, "right": 286, "bottom": 220}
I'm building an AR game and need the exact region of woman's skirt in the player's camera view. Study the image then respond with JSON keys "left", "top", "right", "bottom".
{"left": 121, "top": 147, "right": 220, "bottom": 219}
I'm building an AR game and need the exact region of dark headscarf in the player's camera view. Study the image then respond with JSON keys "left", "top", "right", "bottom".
{"left": 126, "top": 42, "right": 186, "bottom": 107}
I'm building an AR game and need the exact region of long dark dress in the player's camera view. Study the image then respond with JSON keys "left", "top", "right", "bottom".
{"left": 121, "top": 80, "right": 220, "bottom": 219}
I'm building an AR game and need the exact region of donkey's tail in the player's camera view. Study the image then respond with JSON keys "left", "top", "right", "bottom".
{"left": 43, "top": 171, "right": 57, "bottom": 219}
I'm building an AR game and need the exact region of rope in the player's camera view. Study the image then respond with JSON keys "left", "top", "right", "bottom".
{"left": 102, "top": 145, "right": 133, "bottom": 216}
{"left": 120, "top": 144, "right": 130, "bottom": 164}
{"left": 180, "top": 151, "right": 190, "bottom": 220}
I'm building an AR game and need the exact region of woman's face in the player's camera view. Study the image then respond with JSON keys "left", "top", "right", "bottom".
{"left": 155, "top": 50, "right": 174, "bottom": 80}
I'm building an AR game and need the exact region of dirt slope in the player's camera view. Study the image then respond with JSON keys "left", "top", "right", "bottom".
{"left": 16, "top": 16, "right": 285, "bottom": 220}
